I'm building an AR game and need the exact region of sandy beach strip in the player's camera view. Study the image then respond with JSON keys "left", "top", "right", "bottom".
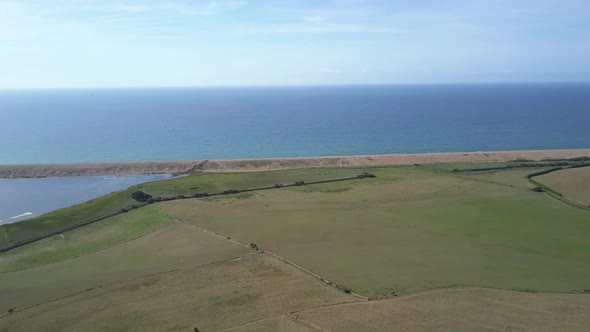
{"left": 1, "top": 149, "right": 589, "bottom": 178}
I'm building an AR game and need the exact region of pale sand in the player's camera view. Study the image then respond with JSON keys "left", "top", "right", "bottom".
{"left": 0, "top": 149, "right": 589, "bottom": 178}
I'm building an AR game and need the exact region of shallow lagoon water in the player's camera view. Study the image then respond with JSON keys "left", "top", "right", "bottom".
{"left": 0, "top": 174, "right": 173, "bottom": 224}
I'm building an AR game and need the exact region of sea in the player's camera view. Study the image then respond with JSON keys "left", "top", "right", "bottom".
{"left": 1, "top": 83, "right": 589, "bottom": 222}
{"left": 1, "top": 83, "right": 589, "bottom": 165}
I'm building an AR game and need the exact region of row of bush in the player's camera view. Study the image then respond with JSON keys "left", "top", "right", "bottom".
{"left": 451, "top": 162, "right": 573, "bottom": 173}
{"left": 542, "top": 156, "right": 590, "bottom": 162}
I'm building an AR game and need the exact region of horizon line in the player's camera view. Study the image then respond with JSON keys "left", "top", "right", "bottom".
{"left": 1, "top": 81, "right": 590, "bottom": 91}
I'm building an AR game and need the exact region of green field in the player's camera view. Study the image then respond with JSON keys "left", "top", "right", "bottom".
{"left": 1, "top": 162, "right": 589, "bottom": 330}
{"left": 162, "top": 166, "right": 590, "bottom": 297}
{"left": 0, "top": 216, "right": 249, "bottom": 313}
{"left": 0, "top": 204, "right": 173, "bottom": 273}
{"left": 1, "top": 189, "right": 135, "bottom": 246}
{"left": 0, "top": 168, "right": 364, "bottom": 249}
{"left": 137, "top": 167, "right": 363, "bottom": 198}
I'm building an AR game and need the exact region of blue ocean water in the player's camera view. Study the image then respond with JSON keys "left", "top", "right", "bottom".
{"left": 0, "top": 84, "right": 589, "bottom": 165}
{"left": 0, "top": 175, "right": 174, "bottom": 224}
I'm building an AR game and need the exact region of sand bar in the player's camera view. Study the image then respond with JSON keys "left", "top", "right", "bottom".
{"left": 1, "top": 149, "right": 589, "bottom": 178}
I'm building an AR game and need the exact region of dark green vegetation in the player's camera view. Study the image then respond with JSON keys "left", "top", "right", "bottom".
{"left": 131, "top": 190, "right": 153, "bottom": 202}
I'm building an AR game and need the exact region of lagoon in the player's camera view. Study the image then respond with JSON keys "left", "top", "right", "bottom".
{"left": 0, "top": 175, "right": 173, "bottom": 224}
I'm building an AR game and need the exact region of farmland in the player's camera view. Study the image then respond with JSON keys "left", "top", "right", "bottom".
{"left": 162, "top": 166, "right": 590, "bottom": 297}
{"left": 536, "top": 166, "right": 590, "bottom": 206}
{"left": 1, "top": 161, "right": 589, "bottom": 331}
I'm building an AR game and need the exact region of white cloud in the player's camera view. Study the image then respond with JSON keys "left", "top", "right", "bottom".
{"left": 113, "top": 4, "right": 151, "bottom": 14}
{"left": 110, "top": 1, "right": 247, "bottom": 16}
{"left": 320, "top": 68, "right": 340, "bottom": 73}
{"left": 247, "top": 23, "right": 389, "bottom": 34}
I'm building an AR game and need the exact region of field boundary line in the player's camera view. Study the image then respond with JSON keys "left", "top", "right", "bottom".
{"left": 286, "top": 285, "right": 590, "bottom": 316}
{"left": 214, "top": 316, "right": 283, "bottom": 332}
{"left": 0, "top": 253, "right": 258, "bottom": 320}
{"left": 177, "top": 218, "right": 369, "bottom": 300}
{"left": 285, "top": 313, "right": 331, "bottom": 332}
{"left": 214, "top": 300, "right": 359, "bottom": 332}
{"left": 0, "top": 218, "right": 176, "bottom": 275}
{"left": 449, "top": 172, "right": 534, "bottom": 190}
{"left": 526, "top": 165, "right": 590, "bottom": 211}
{"left": 1, "top": 172, "right": 376, "bottom": 252}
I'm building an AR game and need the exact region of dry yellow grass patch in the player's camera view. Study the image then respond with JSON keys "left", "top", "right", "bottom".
{"left": 0, "top": 221, "right": 248, "bottom": 313}
{"left": 294, "top": 288, "right": 590, "bottom": 331}
{"left": 0, "top": 254, "right": 354, "bottom": 332}
{"left": 536, "top": 166, "right": 590, "bottom": 206}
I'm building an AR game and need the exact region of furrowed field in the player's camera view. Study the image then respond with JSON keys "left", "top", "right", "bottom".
{"left": 1, "top": 163, "right": 589, "bottom": 331}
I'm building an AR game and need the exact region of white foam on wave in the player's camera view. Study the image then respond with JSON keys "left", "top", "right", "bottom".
{"left": 0, "top": 212, "right": 34, "bottom": 225}
{"left": 8, "top": 212, "right": 33, "bottom": 219}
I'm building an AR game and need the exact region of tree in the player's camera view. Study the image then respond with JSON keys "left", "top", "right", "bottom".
{"left": 131, "top": 190, "right": 153, "bottom": 202}
{"left": 357, "top": 172, "right": 376, "bottom": 179}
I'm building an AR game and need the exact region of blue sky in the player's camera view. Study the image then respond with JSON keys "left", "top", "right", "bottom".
{"left": 1, "top": 0, "right": 589, "bottom": 88}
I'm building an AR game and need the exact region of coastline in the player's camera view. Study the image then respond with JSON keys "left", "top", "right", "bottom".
{"left": 1, "top": 149, "right": 589, "bottom": 179}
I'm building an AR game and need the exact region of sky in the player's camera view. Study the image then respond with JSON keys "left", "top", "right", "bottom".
{"left": 0, "top": 0, "right": 589, "bottom": 88}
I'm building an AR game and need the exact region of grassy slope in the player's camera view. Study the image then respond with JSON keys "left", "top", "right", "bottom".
{"left": 0, "top": 228, "right": 7, "bottom": 249}
{"left": 2, "top": 189, "right": 135, "bottom": 246}
{"left": 0, "top": 168, "right": 364, "bottom": 248}
{"left": 137, "top": 167, "right": 363, "bottom": 198}
{"left": 0, "top": 217, "right": 249, "bottom": 313}
{"left": 0, "top": 254, "right": 352, "bottom": 332}
{"left": 163, "top": 166, "right": 590, "bottom": 297}
{"left": 1, "top": 163, "right": 589, "bottom": 330}
{"left": 452, "top": 167, "right": 549, "bottom": 188}
{"left": 296, "top": 288, "right": 590, "bottom": 332}
{"left": 536, "top": 166, "right": 590, "bottom": 206}
{"left": 0, "top": 204, "right": 173, "bottom": 273}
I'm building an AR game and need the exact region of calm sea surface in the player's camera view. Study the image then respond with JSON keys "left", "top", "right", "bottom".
{"left": 1, "top": 84, "right": 589, "bottom": 222}
{"left": 0, "top": 175, "right": 173, "bottom": 224}
{"left": 1, "top": 84, "right": 589, "bottom": 165}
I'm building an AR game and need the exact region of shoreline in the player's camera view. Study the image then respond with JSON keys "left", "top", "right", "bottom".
{"left": 1, "top": 148, "right": 589, "bottom": 179}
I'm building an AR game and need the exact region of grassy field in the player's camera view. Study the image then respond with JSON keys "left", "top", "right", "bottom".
{"left": 0, "top": 254, "right": 353, "bottom": 332}
{"left": 0, "top": 168, "right": 364, "bottom": 249}
{"left": 452, "top": 167, "right": 549, "bottom": 188}
{"left": 162, "top": 166, "right": 590, "bottom": 297}
{"left": 1, "top": 189, "right": 135, "bottom": 247}
{"left": 0, "top": 204, "right": 173, "bottom": 273}
{"left": 536, "top": 166, "right": 590, "bottom": 206}
{"left": 137, "top": 167, "right": 364, "bottom": 198}
{"left": 295, "top": 288, "right": 590, "bottom": 331}
{"left": 0, "top": 228, "right": 7, "bottom": 250}
{"left": 0, "top": 217, "right": 249, "bottom": 313}
{"left": 1, "top": 163, "right": 589, "bottom": 330}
